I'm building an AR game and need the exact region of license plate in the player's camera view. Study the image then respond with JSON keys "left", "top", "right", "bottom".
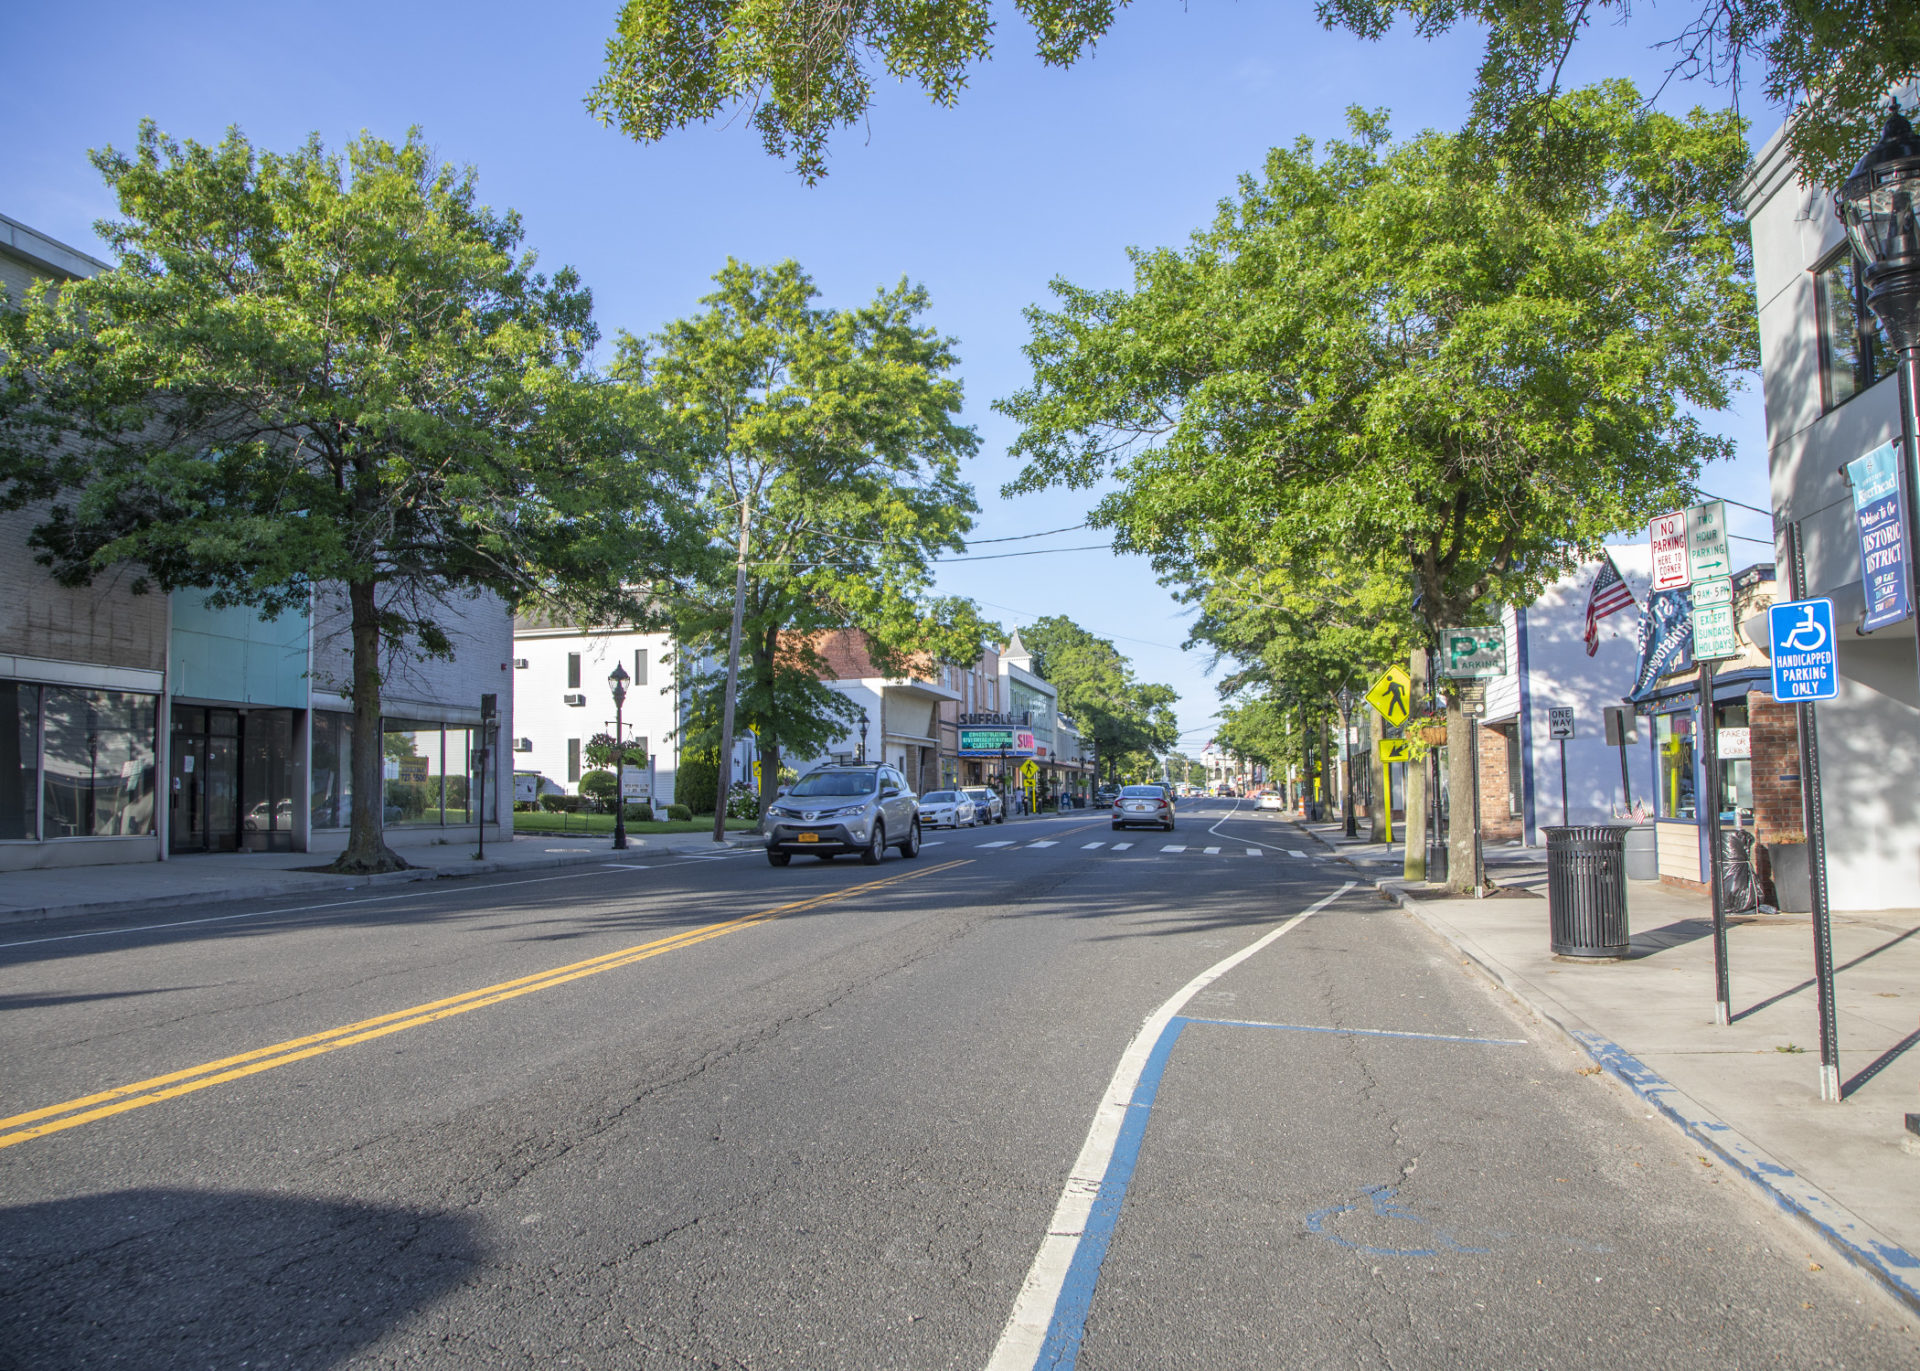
{"left": 797, "top": 832, "right": 819, "bottom": 842}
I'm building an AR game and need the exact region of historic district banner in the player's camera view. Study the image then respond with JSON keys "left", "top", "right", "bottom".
{"left": 1846, "top": 440, "right": 1911, "bottom": 633}
{"left": 1630, "top": 586, "right": 1695, "bottom": 701}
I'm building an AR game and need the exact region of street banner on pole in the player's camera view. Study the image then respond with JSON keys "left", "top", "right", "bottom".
{"left": 1439, "top": 628, "right": 1506, "bottom": 678}
{"left": 1364, "top": 665, "right": 1413, "bottom": 726}
{"left": 1769, "top": 599, "right": 1839, "bottom": 701}
{"left": 1692, "top": 575, "right": 1739, "bottom": 659}
{"left": 1686, "top": 500, "right": 1732, "bottom": 582}
{"left": 1630, "top": 588, "right": 1694, "bottom": 699}
{"left": 1649, "top": 511, "right": 1691, "bottom": 590}
{"left": 1846, "top": 440, "right": 1912, "bottom": 632}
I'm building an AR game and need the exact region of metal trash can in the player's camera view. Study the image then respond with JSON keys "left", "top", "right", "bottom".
{"left": 1717, "top": 828, "right": 1759, "bottom": 913}
{"left": 1545, "top": 825, "right": 1630, "bottom": 958}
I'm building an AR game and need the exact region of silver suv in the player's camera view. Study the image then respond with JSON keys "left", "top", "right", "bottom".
{"left": 766, "top": 765, "right": 921, "bottom": 867}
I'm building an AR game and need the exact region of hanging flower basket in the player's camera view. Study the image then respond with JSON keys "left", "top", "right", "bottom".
{"left": 1417, "top": 725, "right": 1449, "bottom": 745}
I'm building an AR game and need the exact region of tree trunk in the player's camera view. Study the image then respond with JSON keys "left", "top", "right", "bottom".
{"left": 1446, "top": 696, "right": 1479, "bottom": 895}
{"left": 753, "top": 626, "right": 780, "bottom": 827}
{"left": 1403, "top": 647, "right": 1428, "bottom": 880}
{"left": 333, "top": 577, "right": 406, "bottom": 875}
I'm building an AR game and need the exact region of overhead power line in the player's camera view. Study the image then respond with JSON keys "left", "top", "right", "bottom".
{"left": 936, "top": 543, "right": 1113, "bottom": 563}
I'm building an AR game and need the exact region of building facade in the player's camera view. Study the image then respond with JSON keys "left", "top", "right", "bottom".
{"left": 1740, "top": 94, "right": 1920, "bottom": 910}
{"left": 509, "top": 617, "right": 683, "bottom": 806}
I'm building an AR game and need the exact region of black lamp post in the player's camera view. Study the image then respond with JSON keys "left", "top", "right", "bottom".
{"left": 1838, "top": 103, "right": 1920, "bottom": 690}
{"left": 609, "top": 662, "right": 630, "bottom": 851}
{"left": 856, "top": 705, "right": 869, "bottom": 765}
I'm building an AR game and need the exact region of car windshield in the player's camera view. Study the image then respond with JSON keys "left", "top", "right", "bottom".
{"left": 963, "top": 788, "right": 992, "bottom": 799}
{"left": 788, "top": 771, "right": 877, "bottom": 797}
{"left": 1120, "top": 786, "right": 1166, "bottom": 798}
{"left": 923, "top": 791, "right": 957, "bottom": 803}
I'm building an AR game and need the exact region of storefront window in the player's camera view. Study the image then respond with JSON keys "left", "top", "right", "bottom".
{"left": 311, "top": 711, "right": 353, "bottom": 829}
{"left": 41, "top": 687, "right": 158, "bottom": 837}
{"left": 444, "top": 728, "right": 472, "bottom": 822}
{"left": 1655, "top": 711, "right": 1696, "bottom": 820}
{"left": 0, "top": 682, "right": 40, "bottom": 840}
{"left": 384, "top": 722, "right": 442, "bottom": 824}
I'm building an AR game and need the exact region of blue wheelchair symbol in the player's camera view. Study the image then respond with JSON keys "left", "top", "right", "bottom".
{"left": 1768, "top": 599, "right": 1838, "bottom": 702}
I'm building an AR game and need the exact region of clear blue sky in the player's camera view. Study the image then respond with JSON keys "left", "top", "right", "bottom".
{"left": 3, "top": 1, "right": 1781, "bottom": 751}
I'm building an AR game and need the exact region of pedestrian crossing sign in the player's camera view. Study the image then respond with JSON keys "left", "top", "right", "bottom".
{"left": 1365, "top": 666, "right": 1413, "bottom": 727}
{"left": 1019, "top": 759, "right": 1039, "bottom": 783}
{"left": 1378, "top": 738, "right": 1410, "bottom": 763}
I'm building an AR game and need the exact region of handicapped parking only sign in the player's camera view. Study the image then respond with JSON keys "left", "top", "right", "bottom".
{"left": 1769, "top": 598, "right": 1838, "bottom": 702}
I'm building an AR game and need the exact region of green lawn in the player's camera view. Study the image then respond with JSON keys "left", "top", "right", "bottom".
{"left": 511, "top": 811, "right": 757, "bottom": 836}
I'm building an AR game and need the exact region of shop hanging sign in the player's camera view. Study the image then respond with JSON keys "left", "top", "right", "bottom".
{"left": 958, "top": 727, "right": 1036, "bottom": 757}
{"left": 1649, "top": 511, "right": 1691, "bottom": 590}
{"left": 1630, "top": 586, "right": 1694, "bottom": 700}
{"left": 1846, "top": 440, "right": 1912, "bottom": 632}
{"left": 1691, "top": 575, "right": 1739, "bottom": 660}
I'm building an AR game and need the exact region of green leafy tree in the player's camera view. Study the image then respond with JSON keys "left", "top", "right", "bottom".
{"left": 1019, "top": 615, "right": 1178, "bottom": 784}
{"left": 586, "top": 0, "right": 1910, "bottom": 183}
{"left": 999, "top": 86, "right": 1756, "bottom": 890}
{"left": 0, "top": 123, "right": 691, "bottom": 873}
{"left": 620, "top": 259, "right": 995, "bottom": 821}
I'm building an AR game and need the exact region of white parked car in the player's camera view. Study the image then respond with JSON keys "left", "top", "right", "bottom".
{"left": 1255, "top": 791, "right": 1285, "bottom": 811}
{"left": 917, "top": 790, "right": 978, "bottom": 828}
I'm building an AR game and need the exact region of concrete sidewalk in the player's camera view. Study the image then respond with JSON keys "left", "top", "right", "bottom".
{"left": 0, "top": 827, "right": 761, "bottom": 928}
{"left": 1288, "top": 816, "right": 1920, "bottom": 1313}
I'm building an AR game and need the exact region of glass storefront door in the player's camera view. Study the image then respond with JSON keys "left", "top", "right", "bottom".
{"left": 170, "top": 706, "right": 294, "bottom": 853}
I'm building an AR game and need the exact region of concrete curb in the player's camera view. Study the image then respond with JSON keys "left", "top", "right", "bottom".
{"left": 1375, "top": 876, "right": 1920, "bottom": 1317}
{"left": 0, "top": 834, "right": 761, "bottom": 930}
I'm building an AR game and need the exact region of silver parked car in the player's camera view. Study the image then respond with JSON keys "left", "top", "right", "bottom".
{"left": 917, "top": 790, "right": 977, "bottom": 828}
{"left": 962, "top": 786, "right": 1004, "bottom": 824}
{"left": 765, "top": 765, "right": 921, "bottom": 866}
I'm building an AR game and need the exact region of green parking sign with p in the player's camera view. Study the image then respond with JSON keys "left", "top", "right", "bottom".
{"left": 1440, "top": 628, "right": 1507, "bottom": 678}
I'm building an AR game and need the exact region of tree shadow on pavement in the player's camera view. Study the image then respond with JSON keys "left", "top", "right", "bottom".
{"left": 0, "top": 1188, "right": 484, "bottom": 1371}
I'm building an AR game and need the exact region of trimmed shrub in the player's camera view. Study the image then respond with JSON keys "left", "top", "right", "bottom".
{"left": 540, "top": 793, "right": 585, "bottom": 813}
{"left": 666, "top": 803, "right": 691, "bottom": 821}
{"left": 623, "top": 803, "right": 653, "bottom": 822}
{"left": 579, "top": 769, "right": 618, "bottom": 807}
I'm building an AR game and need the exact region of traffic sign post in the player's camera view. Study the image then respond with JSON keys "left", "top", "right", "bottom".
{"left": 1686, "top": 499, "right": 1731, "bottom": 582}
{"left": 1548, "top": 707, "right": 1574, "bottom": 823}
{"left": 1365, "top": 666, "right": 1413, "bottom": 727}
{"left": 1769, "top": 599, "right": 1839, "bottom": 701}
{"left": 1377, "top": 737, "right": 1409, "bottom": 844}
{"left": 1649, "top": 510, "right": 1691, "bottom": 590}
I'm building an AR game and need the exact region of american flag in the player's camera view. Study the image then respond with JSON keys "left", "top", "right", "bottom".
{"left": 1583, "top": 554, "right": 1637, "bottom": 656}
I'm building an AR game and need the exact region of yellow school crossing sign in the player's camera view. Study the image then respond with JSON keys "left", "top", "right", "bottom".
{"left": 1365, "top": 666, "right": 1413, "bottom": 728}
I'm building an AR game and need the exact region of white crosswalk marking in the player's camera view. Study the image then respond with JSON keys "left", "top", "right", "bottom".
{"left": 980, "top": 840, "right": 1015, "bottom": 848}
{"left": 1246, "top": 848, "right": 1262, "bottom": 857}
{"left": 1029, "top": 840, "right": 1058, "bottom": 849}
{"left": 1082, "top": 841, "right": 1105, "bottom": 849}
{"left": 1162, "top": 844, "right": 1186, "bottom": 853}
{"left": 1112, "top": 842, "right": 1133, "bottom": 851}
{"left": 922, "top": 840, "right": 945, "bottom": 846}
{"left": 1204, "top": 846, "right": 1220, "bottom": 855}
{"left": 1288, "top": 849, "right": 1309, "bottom": 859}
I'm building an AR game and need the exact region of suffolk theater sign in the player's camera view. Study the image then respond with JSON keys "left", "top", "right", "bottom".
{"left": 956, "top": 711, "right": 1036, "bottom": 757}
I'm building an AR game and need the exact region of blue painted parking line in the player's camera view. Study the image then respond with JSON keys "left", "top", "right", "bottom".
{"left": 1027, "top": 1012, "right": 1521, "bottom": 1370}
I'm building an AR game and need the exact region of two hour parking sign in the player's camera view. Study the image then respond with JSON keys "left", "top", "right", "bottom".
{"left": 1768, "top": 599, "right": 1838, "bottom": 702}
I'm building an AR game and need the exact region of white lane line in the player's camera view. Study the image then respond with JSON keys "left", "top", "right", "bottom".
{"left": 600, "top": 863, "right": 653, "bottom": 870}
{"left": 1161, "top": 844, "right": 1187, "bottom": 853}
{"left": 1111, "top": 842, "right": 1133, "bottom": 851}
{"left": 1246, "top": 848, "right": 1262, "bottom": 857}
{"left": 1081, "top": 842, "right": 1106, "bottom": 850}
{"left": 979, "top": 840, "right": 1015, "bottom": 848}
{"left": 1288, "top": 849, "right": 1310, "bottom": 859}
{"left": 1203, "top": 846, "right": 1220, "bottom": 855}
{"left": 922, "top": 840, "right": 947, "bottom": 847}
{"left": 986, "top": 882, "right": 1358, "bottom": 1371}
{"left": 1028, "top": 841, "right": 1058, "bottom": 849}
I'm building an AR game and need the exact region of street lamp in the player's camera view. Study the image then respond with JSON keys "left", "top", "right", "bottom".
{"left": 1838, "top": 103, "right": 1920, "bottom": 692}
{"left": 608, "top": 662, "right": 630, "bottom": 851}
{"left": 857, "top": 706, "right": 869, "bottom": 765}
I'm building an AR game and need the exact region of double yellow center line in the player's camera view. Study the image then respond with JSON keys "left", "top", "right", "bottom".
{"left": 0, "top": 858, "right": 971, "bottom": 1151}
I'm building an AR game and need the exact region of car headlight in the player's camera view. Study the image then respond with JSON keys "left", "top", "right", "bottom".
{"left": 824, "top": 803, "right": 868, "bottom": 819}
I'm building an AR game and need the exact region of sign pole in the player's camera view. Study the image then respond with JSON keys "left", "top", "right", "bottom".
{"left": 1382, "top": 753, "right": 1394, "bottom": 845}
{"left": 1787, "top": 524, "right": 1843, "bottom": 1102}
{"left": 1558, "top": 738, "right": 1569, "bottom": 824}
{"left": 1700, "top": 657, "right": 1730, "bottom": 1026}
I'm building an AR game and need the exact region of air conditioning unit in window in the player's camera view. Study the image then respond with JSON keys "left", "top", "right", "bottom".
{"left": 562, "top": 693, "right": 586, "bottom": 706}
{"left": 513, "top": 657, "right": 529, "bottom": 669}
{"left": 513, "top": 738, "right": 534, "bottom": 752}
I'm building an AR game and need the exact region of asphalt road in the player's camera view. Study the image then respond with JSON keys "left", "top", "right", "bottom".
{"left": 0, "top": 800, "right": 1911, "bottom": 1369}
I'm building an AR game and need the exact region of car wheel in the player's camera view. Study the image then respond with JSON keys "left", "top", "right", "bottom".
{"left": 861, "top": 821, "right": 886, "bottom": 865}
{"left": 900, "top": 820, "right": 921, "bottom": 859}
{"left": 767, "top": 850, "right": 791, "bottom": 867}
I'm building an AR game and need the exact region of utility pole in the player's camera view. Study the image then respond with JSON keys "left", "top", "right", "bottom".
{"left": 713, "top": 496, "right": 754, "bottom": 844}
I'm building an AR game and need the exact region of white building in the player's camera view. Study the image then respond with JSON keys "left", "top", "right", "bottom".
{"left": 1740, "top": 96, "right": 1919, "bottom": 910}
{"left": 510, "top": 617, "right": 691, "bottom": 806}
